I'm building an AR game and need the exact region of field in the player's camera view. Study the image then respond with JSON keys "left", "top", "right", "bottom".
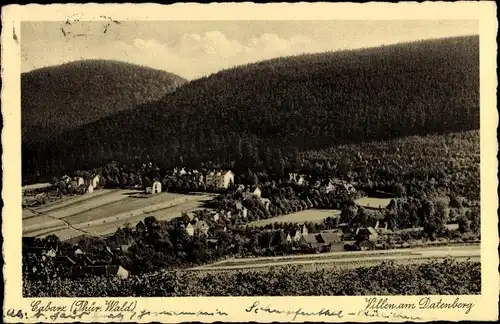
{"left": 191, "top": 245, "right": 480, "bottom": 271}
{"left": 22, "top": 182, "right": 52, "bottom": 191}
{"left": 248, "top": 209, "right": 341, "bottom": 227}
{"left": 22, "top": 189, "right": 212, "bottom": 241}
{"left": 355, "top": 197, "right": 393, "bottom": 209}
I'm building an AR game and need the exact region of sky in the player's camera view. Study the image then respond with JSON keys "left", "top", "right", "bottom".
{"left": 21, "top": 20, "right": 478, "bottom": 80}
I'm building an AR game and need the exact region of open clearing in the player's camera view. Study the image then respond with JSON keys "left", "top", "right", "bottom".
{"left": 22, "top": 182, "right": 52, "bottom": 192}
{"left": 355, "top": 197, "right": 393, "bottom": 209}
{"left": 248, "top": 209, "right": 341, "bottom": 227}
{"left": 190, "top": 245, "right": 480, "bottom": 271}
{"left": 23, "top": 189, "right": 212, "bottom": 241}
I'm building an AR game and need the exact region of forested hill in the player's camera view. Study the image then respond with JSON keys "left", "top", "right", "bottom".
{"left": 24, "top": 36, "right": 479, "bottom": 180}
{"left": 22, "top": 60, "right": 186, "bottom": 144}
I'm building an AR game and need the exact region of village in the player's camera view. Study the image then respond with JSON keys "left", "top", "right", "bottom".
{"left": 21, "top": 161, "right": 477, "bottom": 280}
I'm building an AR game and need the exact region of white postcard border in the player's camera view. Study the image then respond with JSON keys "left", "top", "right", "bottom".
{"left": 2, "top": 2, "right": 498, "bottom": 322}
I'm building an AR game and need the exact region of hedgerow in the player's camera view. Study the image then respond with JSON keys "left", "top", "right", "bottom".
{"left": 24, "top": 258, "right": 480, "bottom": 297}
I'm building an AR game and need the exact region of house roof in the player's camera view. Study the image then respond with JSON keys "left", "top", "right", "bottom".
{"left": 357, "top": 227, "right": 378, "bottom": 236}
{"left": 316, "top": 232, "right": 342, "bottom": 244}
{"left": 207, "top": 170, "right": 233, "bottom": 176}
{"left": 303, "top": 235, "right": 318, "bottom": 244}
{"left": 55, "top": 256, "right": 76, "bottom": 265}
{"left": 81, "top": 265, "right": 125, "bottom": 276}
{"left": 136, "top": 221, "right": 146, "bottom": 230}
{"left": 303, "top": 233, "right": 340, "bottom": 245}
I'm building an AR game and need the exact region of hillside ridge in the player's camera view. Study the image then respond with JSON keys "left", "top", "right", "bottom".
{"left": 22, "top": 59, "right": 187, "bottom": 144}
{"left": 23, "top": 35, "right": 479, "bottom": 181}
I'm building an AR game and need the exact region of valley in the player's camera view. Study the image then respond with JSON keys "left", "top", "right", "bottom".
{"left": 19, "top": 33, "right": 482, "bottom": 298}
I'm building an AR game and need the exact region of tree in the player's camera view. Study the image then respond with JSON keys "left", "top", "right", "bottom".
{"left": 340, "top": 205, "right": 358, "bottom": 225}
{"left": 434, "top": 198, "right": 450, "bottom": 227}
{"left": 468, "top": 207, "right": 480, "bottom": 234}
{"left": 144, "top": 215, "right": 159, "bottom": 231}
{"left": 457, "top": 215, "right": 470, "bottom": 233}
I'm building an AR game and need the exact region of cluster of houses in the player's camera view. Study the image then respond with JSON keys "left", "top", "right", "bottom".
{"left": 171, "top": 168, "right": 235, "bottom": 189}
{"left": 58, "top": 174, "right": 101, "bottom": 195}
{"left": 22, "top": 237, "right": 130, "bottom": 279}
{"left": 22, "top": 174, "right": 103, "bottom": 206}
{"left": 145, "top": 169, "right": 235, "bottom": 194}
{"left": 237, "top": 185, "right": 271, "bottom": 209}
{"left": 282, "top": 224, "right": 344, "bottom": 252}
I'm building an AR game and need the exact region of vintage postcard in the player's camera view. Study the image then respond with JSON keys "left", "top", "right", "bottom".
{"left": 2, "top": 2, "right": 498, "bottom": 323}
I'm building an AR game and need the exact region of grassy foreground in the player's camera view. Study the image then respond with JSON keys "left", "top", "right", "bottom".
{"left": 24, "top": 258, "right": 480, "bottom": 297}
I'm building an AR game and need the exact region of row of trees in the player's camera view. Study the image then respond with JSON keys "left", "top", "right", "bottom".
{"left": 24, "top": 129, "right": 480, "bottom": 213}
{"left": 24, "top": 259, "right": 481, "bottom": 297}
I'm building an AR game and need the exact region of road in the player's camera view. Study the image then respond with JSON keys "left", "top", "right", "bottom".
{"left": 189, "top": 245, "right": 480, "bottom": 271}
{"left": 23, "top": 189, "right": 212, "bottom": 241}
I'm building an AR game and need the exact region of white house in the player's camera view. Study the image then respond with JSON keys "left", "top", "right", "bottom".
{"left": 290, "top": 224, "right": 308, "bottom": 242}
{"left": 252, "top": 187, "right": 262, "bottom": 198}
{"left": 205, "top": 170, "right": 235, "bottom": 189}
{"left": 260, "top": 198, "right": 271, "bottom": 210}
{"left": 289, "top": 173, "right": 306, "bottom": 185}
{"left": 146, "top": 180, "right": 162, "bottom": 194}
{"left": 91, "top": 174, "right": 100, "bottom": 189}
{"left": 75, "top": 177, "right": 85, "bottom": 187}
{"left": 322, "top": 180, "right": 335, "bottom": 194}
{"left": 62, "top": 175, "right": 72, "bottom": 184}
{"left": 186, "top": 223, "right": 195, "bottom": 236}
{"left": 115, "top": 265, "right": 129, "bottom": 279}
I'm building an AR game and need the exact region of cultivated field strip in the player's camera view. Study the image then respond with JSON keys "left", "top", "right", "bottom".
{"left": 194, "top": 255, "right": 481, "bottom": 274}
{"left": 31, "top": 188, "right": 116, "bottom": 214}
{"left": 39, "top": 190, "right": 134, "bottom": 219}
{"left": 248, "top": 208, "right": 342, "bottom": 227}
{"left": 68, "top": 194, "right": 208, "bottom": 229}
{"left": 79, "top": 199, "right": 208, "bottom": 237}
{"left": 22, "top": 190, "right": 212, "bottom": 241}
{"left": 190, "top": 245, "right": 480, "bottom": 271}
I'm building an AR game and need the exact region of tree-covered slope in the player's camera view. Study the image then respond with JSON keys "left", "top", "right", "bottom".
{"left": 22, "top": 59, "right": 186, "bottom": 144}
{"left": 24, "top": 36, "right": 479, "bottom": 180}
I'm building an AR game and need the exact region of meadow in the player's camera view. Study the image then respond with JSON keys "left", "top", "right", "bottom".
{"left": 248, "top": 209, "right": 341, "bottom": 227}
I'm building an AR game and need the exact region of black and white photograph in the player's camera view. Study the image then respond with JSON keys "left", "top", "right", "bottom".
{"left": 2, "top": 2, "right": 498, "bottom": 322}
